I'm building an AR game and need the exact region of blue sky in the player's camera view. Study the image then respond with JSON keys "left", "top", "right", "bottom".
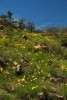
{"left": 0, "top": 0, "right": 67, "bottom": 28}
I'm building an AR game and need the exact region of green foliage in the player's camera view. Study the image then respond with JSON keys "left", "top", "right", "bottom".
{"left": 7, "top": 11, "right": 13, "bottom": 21}
{"left": 18, "top": 18, "right": 26, "bottom": 30}
{"left": 0, "top": 11, "right": 36, "bottom": 32}
{"left": 5, "top": 28, "right": 14, "bottom": 39}
{"left": 61, "top": 37, "right": 67, "bottom": 47}
{"left": 27, "top": 22, "right": 35, "bottom": 32}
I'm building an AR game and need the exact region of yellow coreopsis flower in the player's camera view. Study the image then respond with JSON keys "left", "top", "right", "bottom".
{"left": 33, "top": 78, "right": 37, "bottom": 80}
{"left": 65, "top": 83, "right": 67, "bottom": 86}
{"left": 65, "top": 68, "right": 67, "bottom": 71}
{"left": 61, "top": 65, "right": 65, "bottom": 70}
{"left": 32, "top": 86, "right": 38, "bottom": 90}
{"left": 21, "top": 78, "right": 25, "bottom": 81}
{"left": 0, "top": 67, "right": 3, "bottom": 72}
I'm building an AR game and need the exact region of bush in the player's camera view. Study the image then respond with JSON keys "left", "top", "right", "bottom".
{"left": 49, "top": 44, "right": 63, "bottom": 56}
{"left": 61, "top": 37, "right": 67, "bottom": 47}
{"left": 0, "top": 94, "right": 15, "bottom": 100}
{"left": 5, "top": 28, "right": 14, "bottom": 39}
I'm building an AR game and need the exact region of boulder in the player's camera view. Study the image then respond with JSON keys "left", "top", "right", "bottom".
{"left": 22, "top": 35, "right": 28, "bottom": 40}
{"left": 34, "top": 44, "right": 48, "bottom": 52}
{"left": 16, "top": 64, "right": 22, "bottom": 75}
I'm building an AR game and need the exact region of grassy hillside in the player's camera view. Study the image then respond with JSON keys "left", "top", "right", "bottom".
{"left": 0, "top": 27, "right": 67, "bottom": 100}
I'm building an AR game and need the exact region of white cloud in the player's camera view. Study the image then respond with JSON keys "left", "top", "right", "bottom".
{"left": 36, "top": 22, "right": 52, "bottom": 29}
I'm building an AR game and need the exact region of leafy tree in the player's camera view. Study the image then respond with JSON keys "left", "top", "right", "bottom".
{"left": 11, "top": 20, "right": 18, "bottom": 28}
{"left": 0, "top": 14, "right": 7, "bottom": 19}
{"left": 27, "top": 22, "right": 35, "bottom": 32}
{"left": 7, "top": 11, "right": 13, "bottom": 27}
{"left": 0, "top": 14, "right": 8, "bottom": 26}
{"left": 0, "top": 11, "right": 13, "bottom": 27}
{"left": 7, "top": 11, "right": 13, "bottom": 21}
{"left": 18, "top": 18, "right": 26, "bottom": 30}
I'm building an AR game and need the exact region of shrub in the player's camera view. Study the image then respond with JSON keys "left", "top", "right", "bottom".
{"left": 0, "top": 94, "right": 16, "bottom": 100}
{"left": 5, "top": 28, "right": 14, "bottom": 39}
{"left": 61, "top": 37, "right": 67, "bottom": 47}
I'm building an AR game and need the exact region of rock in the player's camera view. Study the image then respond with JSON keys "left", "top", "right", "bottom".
{"left": 50, "top": 87, "right": 57, "bottom": 93}
{"left": 22, "top": 35, "right": 28, "bottom": 40}
{"left": 34, "top": 44, "right": 48, "bottom": 52}
{"left": 50, "top": 77, "right": 67, "bottom": 83}
{"left": 37, "top": 91, "right": 50, "bottom": 100}
{"left": 0, "top": 25, "right": 5, "bottom": 30}
{"left": 20, "top": 57, "right": 29, "bottom": 65}
{"left": 57, "top": 95, "right": 64, "bottom": 100}
{"left": 16, "top": 64, "right": 22, "bottom": 75}
{"left": 37, "top": 92, "right": 45, "bottom": 100}
{"left": 49, "top": 93, "right": 64, "bottom": 100}
{"left": 61, "top": 76, "right": 67, "bottom": 83}
{"left": 13, "top": 61, "right": 18, "bottom": 66}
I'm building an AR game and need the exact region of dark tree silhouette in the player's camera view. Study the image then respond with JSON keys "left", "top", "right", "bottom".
{"left": 27, "top": 22, "right": 35, "bottom": 32}
{"left": 7, "top": 11, "right": 13, "bottom": 21}
{"left": 18, "top": 18, "right": 26, "bottom": 30}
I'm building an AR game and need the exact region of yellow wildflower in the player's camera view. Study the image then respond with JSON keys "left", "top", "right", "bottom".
{"left": 0, "top": 67, "right": 3, "bottom": 72}
{"left": 22, "top": 85, "right": 25, "bottom": 87}
{"left": 33, "top": 78, "right": 37, "bottom": 80}
{"left": 21, "top": 78, "right": 25, "bottom": 82}
{"left": 32, "top": 75, "right": 35, "bottom": 78}
{"left": 32, "top": 86, "right": 38, "bottom": 90}
{"left": 61, "top": 65, "right": 65, "bottom": 70}
{"left": 65, "top": 83, "right": 67, "bottom": 86}
{"left": 66, "top": 68, "right": 67, "bottom": 71}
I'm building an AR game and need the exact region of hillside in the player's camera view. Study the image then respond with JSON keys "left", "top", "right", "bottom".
{"left": 0, "top": 27, "right": 67, "bottom": 100}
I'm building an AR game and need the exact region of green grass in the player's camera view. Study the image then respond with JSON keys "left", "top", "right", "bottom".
{"left": 0, "top": 28, "right": 67, "bottom": 99}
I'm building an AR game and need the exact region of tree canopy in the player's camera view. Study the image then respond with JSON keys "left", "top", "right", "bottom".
{"left": 0, "top": 11, "right": 36, "bottom": 32}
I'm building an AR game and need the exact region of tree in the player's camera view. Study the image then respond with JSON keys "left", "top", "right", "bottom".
{"left": 0, "top": 14, "right": 8, "bottom": 26}
{"left": 6, "top": 11, "right": 14, "bottom": 27}
{"left": 7, "top": 11, "right": 13, "bottom": 21}
{"left": 18, "top": 18, "right": 26, "bottom": 30}
{"left": 0, "top": 14, "right": 7, "bottom": 19}
{"left": 27, "top": 22, "right": 35, "bottom": 32}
